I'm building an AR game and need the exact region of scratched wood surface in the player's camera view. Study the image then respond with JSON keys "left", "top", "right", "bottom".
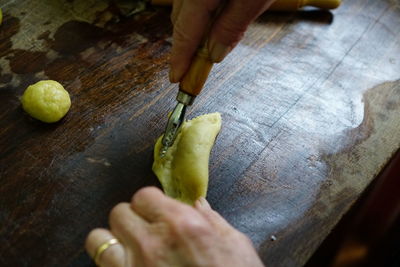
{"left": 1, "top": 0, "right": 400, "bottom": 266}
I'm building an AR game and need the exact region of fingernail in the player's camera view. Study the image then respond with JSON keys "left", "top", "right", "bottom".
{"left": 209, "top": 41, "right": 231, "bottom": 63}
{"left": 197, "top": 197, "right": 211, "bottom": 209}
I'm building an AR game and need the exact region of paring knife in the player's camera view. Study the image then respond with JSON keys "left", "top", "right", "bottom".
{"left": 157, "top": 0, "right": 342, "bottom": 157}
{"left": 159, "top": 45, "right": 213, "bottom": 157}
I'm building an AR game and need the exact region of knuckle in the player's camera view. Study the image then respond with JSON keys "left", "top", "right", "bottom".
{"left": 86, "top": 228, "right": 103, "bottom": 240}
{"left": 173, "top": 21, "right": 194, "bottom": 44}
{"left": 109, "top": 203, "right": 128, "bottom": 223}
{"left": 217, "top": 19, "right": 246, "bottom": 44}
{"left": 133, "top": 187, "right": 159, "bottom": 204}
{"left": 85, "top": 228, "right": 101, "bottom": 247}
{"left": 144, "top": 239, "right": 161, "bottom": 253}
{"left": 176, "top": 215, "right": 211, "bottom": 236}
{"left": 85, "top": 228, "right": 109, "bottom": 255}
{"left": 141, "top": 240, "right": 165, "bottom": 263}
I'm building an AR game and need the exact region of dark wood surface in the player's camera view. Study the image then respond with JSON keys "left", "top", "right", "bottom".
{"left": 1, "top": 0, "right": 399, "bottom": 266}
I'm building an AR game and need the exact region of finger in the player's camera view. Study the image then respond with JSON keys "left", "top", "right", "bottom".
{"left": 194, "top": 197, "right": 212, "bottom": 210}
{"left": 169, "top": 0, "right": 220, "bottom": 83}
{"left": 194, "top": 197, "right": 236, "bottom": 233}
{"left": 132, "top": 188, "right": 215, "bottom": 245}
{"left": 131, "top": 186, "right": 194, "bottom": 223}
{"left": 208, "top": 0, "right": 274, "bottom": 62}
{"left": 171, "top": 0, "right": 183, "bottom": 25}
{"left": 109, "top": 203, "right": 148, "bottom": 248}
{"left": 85, "top": 228, "right": 125, "bottom": 267}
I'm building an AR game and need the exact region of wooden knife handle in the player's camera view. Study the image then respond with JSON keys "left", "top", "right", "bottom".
{"left": 179, "top": 47, "right": 213, "bottom": 96}
{"left": 150, "top": 0, "right": 341, "bottom": 10}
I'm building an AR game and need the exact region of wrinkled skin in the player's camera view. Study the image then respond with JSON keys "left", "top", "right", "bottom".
{"left": 86, "top": 187, "right": 265, "bottom": 267}
{"left": 169, "top": 0, "right": 276, "bottom": 83}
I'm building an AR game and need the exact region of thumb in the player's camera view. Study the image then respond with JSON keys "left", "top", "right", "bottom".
{"left": 208, "top": 0, "right": 274, "bottom": 62}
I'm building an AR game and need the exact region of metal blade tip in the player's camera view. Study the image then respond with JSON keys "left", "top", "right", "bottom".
{"left": 159, "top": 146, "right": 168, "bottom": 158}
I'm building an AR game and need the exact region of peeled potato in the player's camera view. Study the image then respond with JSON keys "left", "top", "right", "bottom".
{"left": 21, "top": 80, "right": 71, "bottom": 123}
{"left": 153, "top": 112, "right": 221, "bottom": 205}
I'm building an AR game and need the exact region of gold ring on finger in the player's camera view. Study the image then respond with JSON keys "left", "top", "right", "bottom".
{"left": 93, "top": 238, "right": 120, "bottom": 266}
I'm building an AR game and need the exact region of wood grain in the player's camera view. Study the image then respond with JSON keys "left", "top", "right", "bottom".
{"left": 0, "top": 0, "right": 399, "bottom": 266}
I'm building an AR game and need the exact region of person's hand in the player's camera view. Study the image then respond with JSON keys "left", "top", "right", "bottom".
{"left": 85, "top": 187, "right": 264, "bottom": 267}
{"left": 169, "top": 0, "right": 276, "bottom": 83}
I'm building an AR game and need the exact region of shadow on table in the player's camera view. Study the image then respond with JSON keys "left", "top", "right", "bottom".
{"left": 258, "top": 9, "right": 334, "bottom": 25}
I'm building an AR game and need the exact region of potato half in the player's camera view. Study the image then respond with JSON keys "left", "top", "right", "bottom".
{"left": 153, "top": 112, "right": 221, "bottom": 205}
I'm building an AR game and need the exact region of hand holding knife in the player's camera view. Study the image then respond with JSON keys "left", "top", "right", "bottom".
{"left": 158, "top": 0, "right": 341, "bottom": 157}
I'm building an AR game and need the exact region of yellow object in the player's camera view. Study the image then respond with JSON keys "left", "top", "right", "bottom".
{"left": 153, "top": 113, "right": 222, "bottom": 205}
{"left": 0, "top": 8, "right": 3, "bottom": 25}
{"left": 151, "top": 0, "right": 341, "bottom": 10}
{"left": 93, "top": 238, "right": 120, "bottom": 265}
{"left": 269, "top": 0, "right": 341, "bottom": 10}
{"left": 21, "top": 80, "right": 71, "bottom": 123}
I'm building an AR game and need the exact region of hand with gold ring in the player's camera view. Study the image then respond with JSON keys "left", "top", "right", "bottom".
{"left": 85, "top": 186, "right": 264, "bottom": 267}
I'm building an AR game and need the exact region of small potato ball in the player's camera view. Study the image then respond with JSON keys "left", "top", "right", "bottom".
{"left": 21, "top": 80, "right": 71, "bottom": 123}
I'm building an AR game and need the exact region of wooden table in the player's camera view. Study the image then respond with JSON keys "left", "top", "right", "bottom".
{"left": 1, "top": 0, "right": 399, "bottom": 266}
